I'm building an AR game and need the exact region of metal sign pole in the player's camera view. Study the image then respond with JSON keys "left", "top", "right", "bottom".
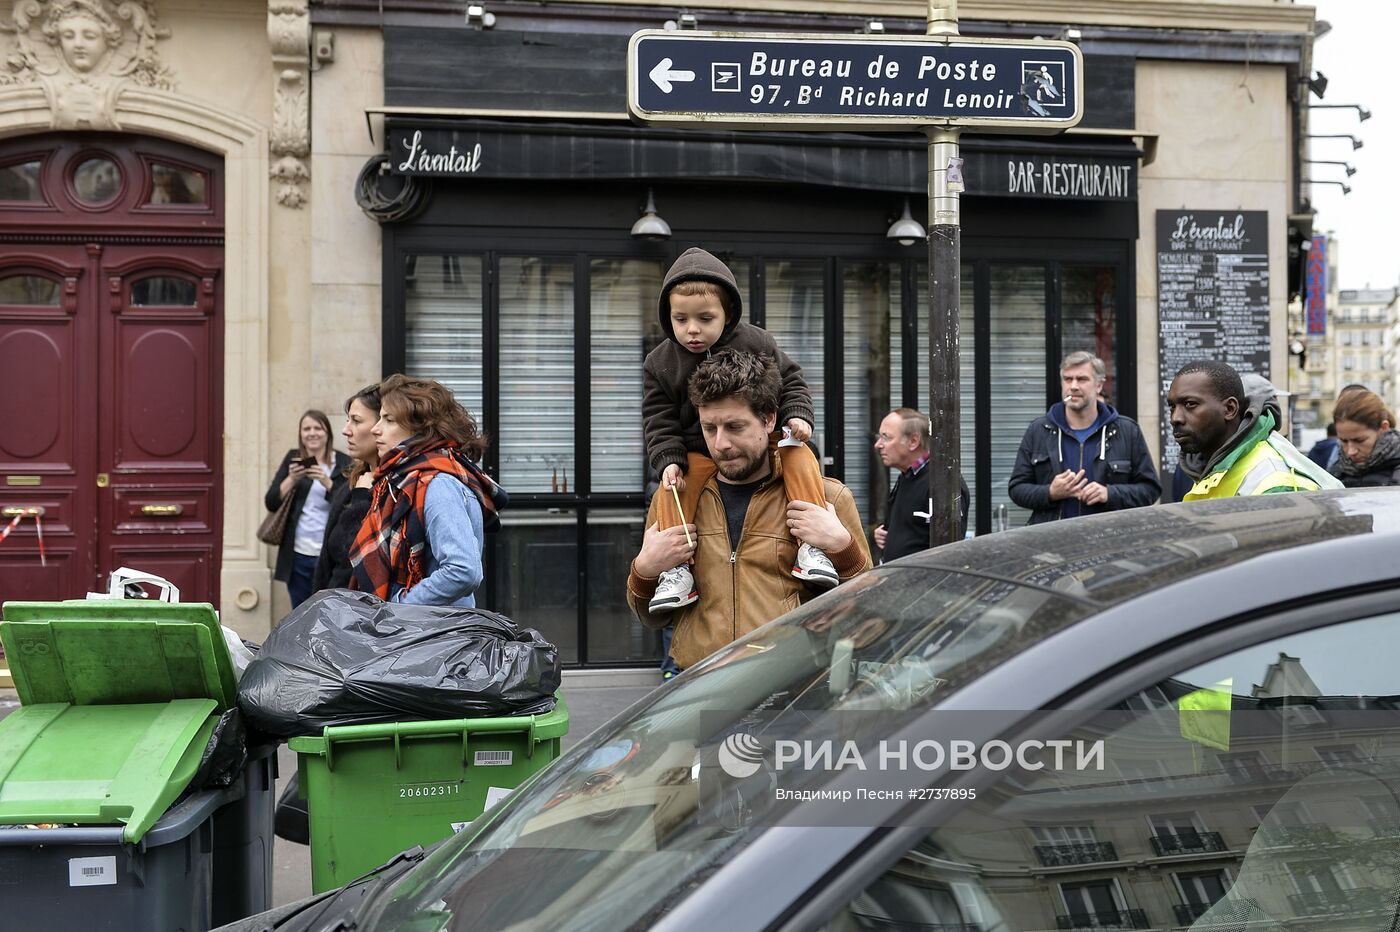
{"left": 927, "top": 1, "right": 963, "bottom": 547}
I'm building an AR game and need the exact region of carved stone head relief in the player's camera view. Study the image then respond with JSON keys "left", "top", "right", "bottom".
{"left": 2, "top": 0, "right": 175, "bottom": 129}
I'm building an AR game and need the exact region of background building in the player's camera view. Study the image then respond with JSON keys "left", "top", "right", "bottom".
{"left": 0, "top": 0, "right": 1319, "bottom": 673}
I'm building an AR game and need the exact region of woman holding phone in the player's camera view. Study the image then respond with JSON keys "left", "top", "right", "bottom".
{"left": 264, "top": 409, "right": 351, "bottom": 608}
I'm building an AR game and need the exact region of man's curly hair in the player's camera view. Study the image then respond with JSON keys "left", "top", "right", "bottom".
{"left": 687, "top": 349, "right": 780, "bottom": 419}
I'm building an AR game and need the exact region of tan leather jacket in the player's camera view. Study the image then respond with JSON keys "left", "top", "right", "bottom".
{"left": 627, "top": 456, "right": 872, "bottom": 670}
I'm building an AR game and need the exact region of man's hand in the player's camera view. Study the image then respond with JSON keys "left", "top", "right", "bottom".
{"left": 873, "top": 524, "right": 888, "bottom": 550}
{"left": 633, "top": 521, "right": 697, "bottom": 579}
{"left": 786, "top": 418, "right": 813, "bottom": 443}
{"left": 1077, "top": 481, "right": 1109, "bottom": 506}
{"left": 661, "top": 463, "right": 685, "bottom": 492}
{"left": 1048, "top": 468, "right": 1087, "bottom": 501}
{"left": 787, "top": 500, "right": 851, "bottom": 553}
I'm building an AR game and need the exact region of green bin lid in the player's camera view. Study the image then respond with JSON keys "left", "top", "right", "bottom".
{"left": 0, "top": 601, "right": 237, "bottom": 711}
{"left": 0, "top": 699, "right": 219, "bottom": 843}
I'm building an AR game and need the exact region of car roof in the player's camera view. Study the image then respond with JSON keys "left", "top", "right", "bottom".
{"left": 885, "top": 489, "right": 1400, "bottom": 610}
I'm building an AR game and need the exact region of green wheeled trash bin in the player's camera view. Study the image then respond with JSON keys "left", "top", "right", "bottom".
{"left": 0, "top": 599, "right": 276, "bottom": 930}
{"left": 290, "top": 696, "right": 569, "bottom": 893}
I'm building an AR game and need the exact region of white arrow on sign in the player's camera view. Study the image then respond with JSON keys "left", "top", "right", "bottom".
{"left": 648, "top": 57, "right": 696, "bottom": 94}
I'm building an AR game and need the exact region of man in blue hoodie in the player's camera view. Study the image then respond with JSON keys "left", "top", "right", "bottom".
{"left": 1008, "top": 352, "right": 1160, "bottom": 524}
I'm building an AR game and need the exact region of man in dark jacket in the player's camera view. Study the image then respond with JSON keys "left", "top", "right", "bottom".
{"left": 1008, "top": 352, "right": 1160, "bottom": 524}
{"left": 872, "top": 408, "right": 969, "bottom": 560}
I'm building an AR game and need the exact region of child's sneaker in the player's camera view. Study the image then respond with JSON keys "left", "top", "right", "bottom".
{"left": 649, "top": 565, "right": 699, "bottom": 613}
{"left": 792, "top": 543, "right": 839, "bottom": 589}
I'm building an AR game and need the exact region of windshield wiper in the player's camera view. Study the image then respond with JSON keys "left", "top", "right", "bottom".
{"left": 316, "top": 845, "right": 430, "bottom": 930}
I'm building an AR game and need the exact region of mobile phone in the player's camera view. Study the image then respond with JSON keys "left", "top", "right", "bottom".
{"left": 297, "top": 455, "right": 318, "bottom": 468}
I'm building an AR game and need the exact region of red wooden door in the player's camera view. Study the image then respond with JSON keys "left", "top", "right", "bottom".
{"left": 0, "top": 248, "right": 96, "bottom": 600}
{"left": 0, "top": 134, "right": 224, "bottom": 602}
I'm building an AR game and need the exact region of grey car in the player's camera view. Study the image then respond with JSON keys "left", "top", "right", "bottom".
{"left": 222, "top": 489, "right": 1400, "bottom": 931}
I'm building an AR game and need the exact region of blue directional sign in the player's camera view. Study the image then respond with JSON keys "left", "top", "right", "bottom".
{"left": 628, "top": 31, "right": 1083, "bottom": 132}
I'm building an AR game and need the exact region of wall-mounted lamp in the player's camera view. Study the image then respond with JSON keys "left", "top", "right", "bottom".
{"left": 863, "top": 20, "right": 886, "bottom": 34}
{"left": 886, "top": 199, "right": 926, "bottom": 246}
{"left": 1299, "top": 71, "right": 1328, "bottom": 99}
{"left": 465, "top": 3, "right": 496, "bottom": 27}
{"left": 1056, "top": 26, "right": 1083, "bottom": 43}
{"left": 1307, "top": 103, "right": 1371, "bottom": 122}
{"left": 1306, "top": 133, "right": 1363, "bottom": 150}
{"left": 664, "top": 12, "right": 698, "bottom": 29}
{"left": 1305, "top": 179, "right": 1351, "bottom": 195}
{"left": 1304, "top": 159, "right": 1357, "bottom": 177}
{"left": 630, "top": 188, "right": 672, "bottom": 241}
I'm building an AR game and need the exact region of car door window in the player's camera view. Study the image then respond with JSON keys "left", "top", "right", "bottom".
{"left": 823, "top": 611, "right": 1400, "bottom": 932}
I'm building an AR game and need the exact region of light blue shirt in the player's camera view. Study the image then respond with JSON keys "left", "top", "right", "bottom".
{"left": 390, "top": 474, "right": 485, "bottom": 608}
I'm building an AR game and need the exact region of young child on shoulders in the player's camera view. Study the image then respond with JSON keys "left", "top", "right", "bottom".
{"left": 643, "top": 246, "right": 837, "bottom": 613}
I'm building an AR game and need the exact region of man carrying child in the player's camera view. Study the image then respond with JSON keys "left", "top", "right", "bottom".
{"left": 641, "top": 247, "right": 844, "bottom": 613}
{"left": 627, "top": 348, "right": 871, "bottom": 672}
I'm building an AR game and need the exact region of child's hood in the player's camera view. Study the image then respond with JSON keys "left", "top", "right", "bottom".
{"left": 658, "top": 247, "right": 744, "bottom": 345}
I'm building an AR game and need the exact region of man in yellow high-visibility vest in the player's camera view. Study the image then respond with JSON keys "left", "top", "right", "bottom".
{"left": 1169, "top": 361, "right": 1341, "bottom": 501}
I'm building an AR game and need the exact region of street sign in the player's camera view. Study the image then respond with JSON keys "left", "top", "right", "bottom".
{"left": 628, "top": 31, "right": 1083, "bottom": 132}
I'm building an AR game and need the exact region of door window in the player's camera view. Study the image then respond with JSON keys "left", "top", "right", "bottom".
{"left": 0, "top": 160, "right": 42, "bottom": 201}
{"left": 827, "top": 609, "right": 1400, "bottom": 932}
{"left": 0, "top": 274, "right": 59, "bottom": 305}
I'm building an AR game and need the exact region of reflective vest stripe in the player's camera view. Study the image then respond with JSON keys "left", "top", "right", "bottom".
{"left": 1186, "top": 443, "right": 1322, "bottom": 500}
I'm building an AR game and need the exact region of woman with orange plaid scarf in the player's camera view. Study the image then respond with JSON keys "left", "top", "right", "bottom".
{"left": 349, "top": 374, "right": 507, "bottom": 606}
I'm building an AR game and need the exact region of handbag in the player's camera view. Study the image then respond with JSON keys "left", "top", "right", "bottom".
{"left": 258, "top": 489, "right": 295, "bottom": 546}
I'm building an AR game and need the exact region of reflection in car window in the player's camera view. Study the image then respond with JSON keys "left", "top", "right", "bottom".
{"left": 830, "top": 612, "right": 1400, "bottom": 932}
{"left": 361, "top": 568, "right": 1095, "bottom": 932}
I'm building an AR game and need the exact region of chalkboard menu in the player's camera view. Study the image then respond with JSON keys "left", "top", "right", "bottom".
{"left": 1156, "top": 209, "right": 1271, "bottom": 479}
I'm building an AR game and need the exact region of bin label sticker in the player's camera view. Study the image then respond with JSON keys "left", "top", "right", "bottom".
{"left": 485, "top": 786, "right": 512, "bottom": 810}
{"left": 475, "top": 750, "right": 513, "bottom": 766}
{"left": 397, "top": 781, "right": 463, "bottom": 800}
{"left": 451, "top": 820, "right": 472, "bottom": 834}
{"left": 68, "top": 856, "right": 117, "bottom": 887}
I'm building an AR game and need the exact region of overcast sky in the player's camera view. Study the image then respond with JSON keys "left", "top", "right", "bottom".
{"left": 1306, "top": 1, "right": 1398, "bottom": 290}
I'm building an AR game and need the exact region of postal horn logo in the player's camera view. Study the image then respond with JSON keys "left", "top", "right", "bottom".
{"left": 718, "top": 732, "right": 765, "bottom": 778}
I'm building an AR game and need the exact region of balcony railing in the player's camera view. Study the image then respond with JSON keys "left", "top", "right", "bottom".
{"left": 1055, "top": 908, "right": 1150, "bottom": 929}
{"left": 1288, "top": 888, "right": 1387, "bottom": 915}
{"left": 1173, "top": 900, "right": 1251, "bottom": 923}
{"left": 1253, "top": 823, "right": 1335, "bottom": 848}
{"left": 1034, "top": 842, "right": 1119, "bottom": 867}
{"left": 1149, "top": 831, "right": 1227, "bottom": 856}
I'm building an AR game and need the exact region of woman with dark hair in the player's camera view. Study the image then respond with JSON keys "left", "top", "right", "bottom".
{"left": 349, "top": 374, "right": 507, "bottom": 607}
{"left": 1330, "top": 388, "right": 1400, "bottom": 487}
{"left": 311, "top": 384, "right": 382, "bottom": 592}
{"left": 265, "top": 409, "right": 351, "bottom": 607}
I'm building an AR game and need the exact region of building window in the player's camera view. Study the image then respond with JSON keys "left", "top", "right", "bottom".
{"left": 1175, "top": 870, "right": 1230, "bottom": 922}
{"left": 499, "top": 256, "right": 575, "bottom": 492}
{"left": 989, "top": 264, "right": 1049, "bottom": 528}
{"left": 1060, "top": 880, "right": 1136, "bottom": 928}
{"left": 588, "top": 258, "right": 665, "bottom": 493}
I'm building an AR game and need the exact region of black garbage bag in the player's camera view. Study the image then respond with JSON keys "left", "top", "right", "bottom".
{"left": 186, "top": 707, "right": 248, "bottom": 793}
{"left": 274, "top": 773, "right": 309, "bottom": 845}
{"left": 237, "top": 590, "right": 560, "bottom": 738}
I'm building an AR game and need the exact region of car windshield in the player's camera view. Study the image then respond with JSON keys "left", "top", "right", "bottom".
{"left": 363, "top": 566, "right": 1094, "bottom": 932}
